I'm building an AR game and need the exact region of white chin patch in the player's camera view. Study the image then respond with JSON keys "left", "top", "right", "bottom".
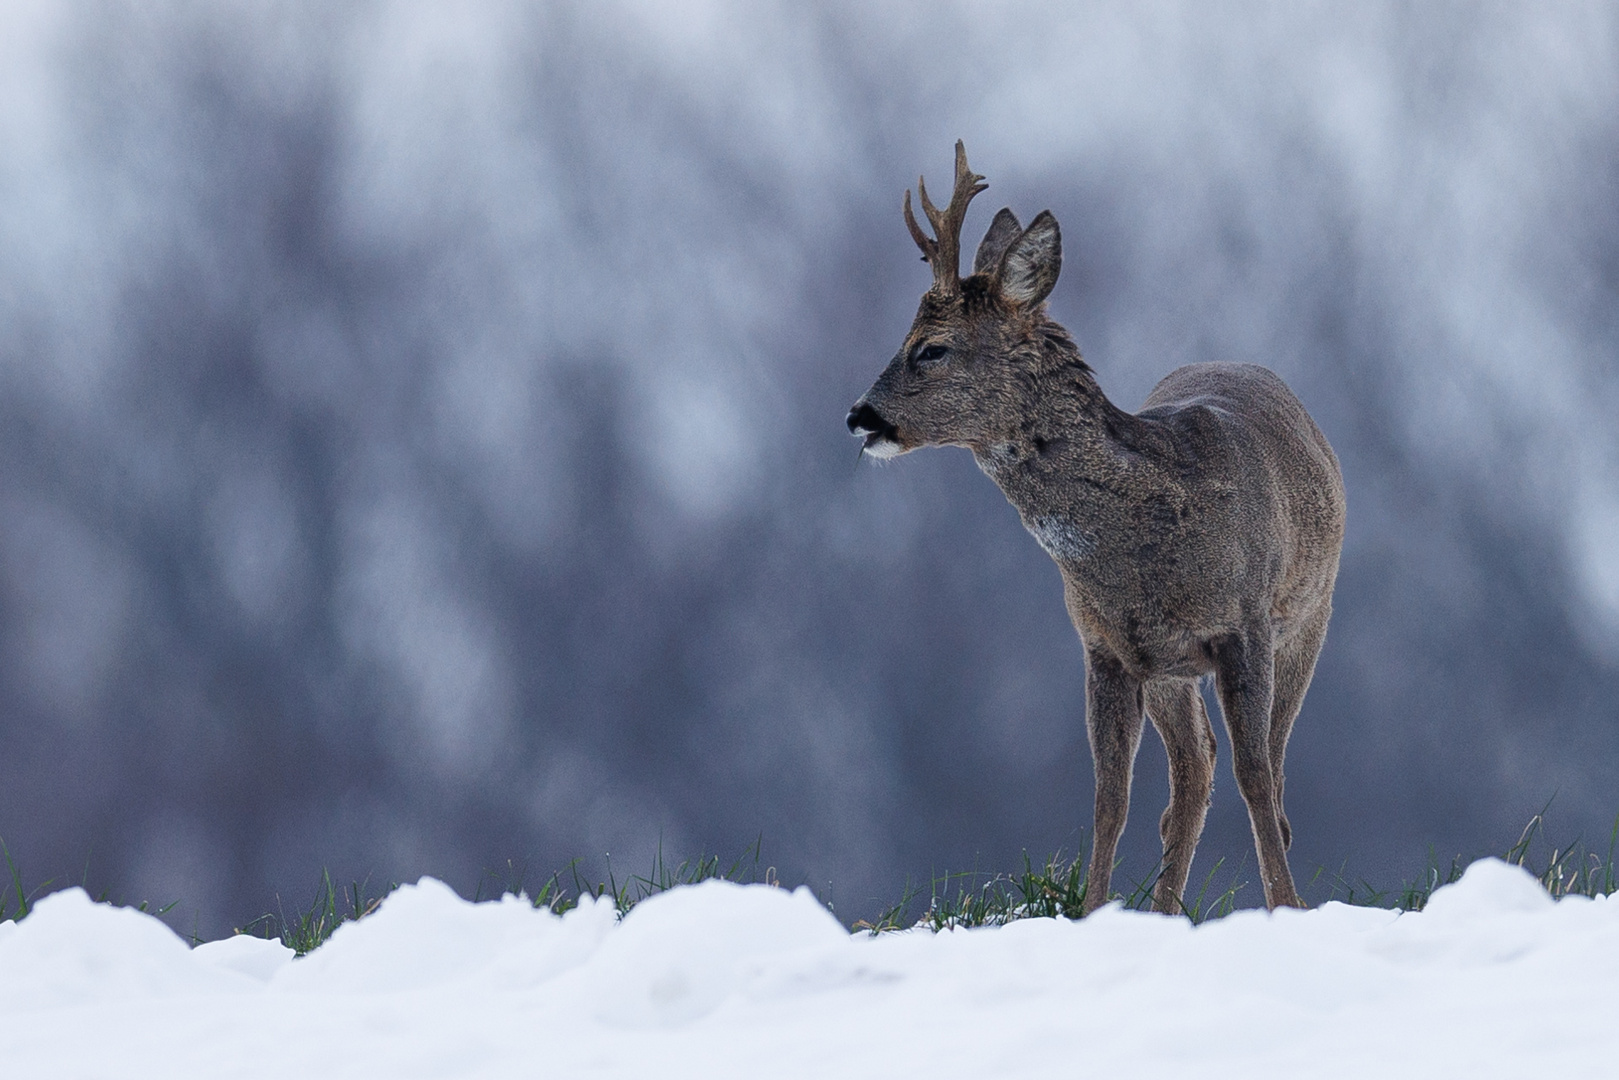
{"left": 863, "top": 437, "right": 903, "bottom": 460}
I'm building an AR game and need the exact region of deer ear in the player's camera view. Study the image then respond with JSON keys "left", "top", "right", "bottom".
{"left": 972, "top": 207, "right": 1022, "bottom": 275}
{"left": 996, "top": 210, "right": 1061, "bottom": 307}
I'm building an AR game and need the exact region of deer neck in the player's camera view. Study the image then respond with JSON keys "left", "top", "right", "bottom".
{"left": 970, "top": 336, "right": 1134, "bottom": 484}
{"left": 970, "top": 334, "right": 1161, "bottom": 559}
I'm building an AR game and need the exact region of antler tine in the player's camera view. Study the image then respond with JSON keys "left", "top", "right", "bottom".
{"left": 902, "top": 189, "right": 936, "bottom": 262}
{"left": 918, "top": 174, "right": 946, "bottom": 234}
{"left": 901, "top": 140, "right": 987, "bottom": 295}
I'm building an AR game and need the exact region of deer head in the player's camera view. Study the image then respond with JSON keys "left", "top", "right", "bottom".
{"left": 847, "top": 141, "right": 1065, "bottom": 458}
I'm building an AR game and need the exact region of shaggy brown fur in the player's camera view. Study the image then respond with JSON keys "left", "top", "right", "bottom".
{"left": 848, "top": 144, "right": 1345, "bottom": 912}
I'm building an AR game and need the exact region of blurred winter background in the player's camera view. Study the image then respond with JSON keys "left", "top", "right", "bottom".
{"left": 1, "top": 1, "right": 1616, "bottom": 936}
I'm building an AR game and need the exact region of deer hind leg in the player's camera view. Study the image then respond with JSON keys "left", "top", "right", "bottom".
{"left": 1082, "top": 649, "right": 1145, "bottom": 915}
{"left": 1212, "top": 625, "right": 1303, "bottom": 910}
{"left": 1144, "top": 677, "right": 1217, "bottom": 914}
{"left": 1269, "top": 602, "right": 1331, "bottom": 851}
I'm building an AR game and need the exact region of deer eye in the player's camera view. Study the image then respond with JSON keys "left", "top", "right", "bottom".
{"left": 911, "top": 343, "right": 950, "bottom": 368}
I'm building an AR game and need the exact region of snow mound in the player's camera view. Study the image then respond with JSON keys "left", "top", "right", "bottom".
{"left": 192, "top": 931, "right": 294, "bottom": 982}
{"left": 1419, "top": 855, "right": 1556, "bottom": 918}
{"left": 0, "top": 888, "right": 254, "bottom": 1011}
{"left": 0, "top": 860, "right": 1614, "bottom": 1076}
{"left": 578, "top": 878, "right": 849, "bottom": 1027}
{"left": 276, "top": 877, "right": 617, "bottom": 994}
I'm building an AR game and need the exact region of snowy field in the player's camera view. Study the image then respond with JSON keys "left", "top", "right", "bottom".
{"left": 0, "top": 858, "right": 1613, "bottom": 1077}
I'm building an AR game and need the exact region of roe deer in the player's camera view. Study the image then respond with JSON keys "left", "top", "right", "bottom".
{"left": 847, "top": 143, "right": 1345, "bottom": 912}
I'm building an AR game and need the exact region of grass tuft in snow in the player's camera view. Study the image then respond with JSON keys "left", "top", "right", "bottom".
{"left": 238, "top": 870, "right": 398, "bottom": 956}
{"left": 486, "top": 836, "right": 775, "bottom": 918}
{"left": 1, "top": 836, "right": 38, "bottom": 923}
{"left": 1, "top": 834, "right": 178, "bottom": 928}
{"left": 854, "top": 844, "right": 1251, "bottom": 933}
{"left": 1502, "top": 809, "right": 1619, "bottom": 901}
{"left": 233, "top": 838, "right": 774, "bottom": 955}
{"left": 1305, "top": 853, "right": 1467, "bottom": 911}
{"left": 1305, "top": 807, "right": 1619, "bottom": 912}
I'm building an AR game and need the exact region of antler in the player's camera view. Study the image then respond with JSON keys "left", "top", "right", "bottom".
{"left": 903, "top": 140, "right": 988, "bottom": 297}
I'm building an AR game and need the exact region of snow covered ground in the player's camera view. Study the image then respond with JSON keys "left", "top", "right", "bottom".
{"left": 0, "top": 858, "right": 1613, "bottom": 1077}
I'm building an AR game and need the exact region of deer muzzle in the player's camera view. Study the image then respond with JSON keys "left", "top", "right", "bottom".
{"left": 846, "top": 401, "right": 902, "bottom": 458}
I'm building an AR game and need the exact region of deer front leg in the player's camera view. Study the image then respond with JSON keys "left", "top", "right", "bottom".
{"left": 1211, "top": 627, "right": 1303, "bottom": 910}
{"left": 1081, "top": 648, "right": 1145, "bottom": 915}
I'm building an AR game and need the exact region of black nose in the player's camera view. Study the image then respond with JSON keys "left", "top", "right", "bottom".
{"left": 847, "top": 402, "right": 888, "bottom": 436}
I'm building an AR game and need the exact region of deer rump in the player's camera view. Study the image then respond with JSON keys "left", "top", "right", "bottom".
{"left": 848, "top": 143, "right": 1345, "bottom": 913}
